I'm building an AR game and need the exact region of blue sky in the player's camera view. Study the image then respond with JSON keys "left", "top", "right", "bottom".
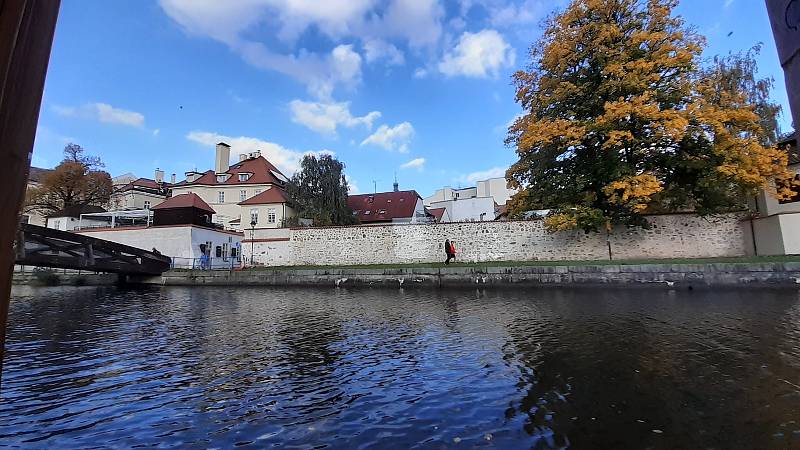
{"left": 34, "top": 0, "right": 793, "bottom": 197}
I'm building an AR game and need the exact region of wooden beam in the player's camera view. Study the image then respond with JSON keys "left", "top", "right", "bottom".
{"left": 0, "top": 0, "right": 61, "bottom": 381}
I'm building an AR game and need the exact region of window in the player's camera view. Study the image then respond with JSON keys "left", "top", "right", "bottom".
{"left": 364, "top": 210, "right": 371, "bottom": 215}
{"left": 239, "top": 173, "right": 250, "bottom": 182}
{"left": 240, "top": 190, "right": 247, "bottom": 202}
{"left": 378, "top": 209, "right": 386, "bottom": 214}
{"left": 144, "top": 201, "right": 151, "bottom": 209}
{"left": 54, "top": 220, "right": 61, "bottom": 229}
{"left": 267, "top": 208, "right": 276, "bottom": 223}
{"left": 216, "top": 174, "right": 228, "bottom": 183}
{"left": 250, "top": 208, "right": 258, "bottom": 225}
{"left": 218, "top": 191, "right": 225, "bottom": 203}
{"left": 254, "top": 189, "right": 262, "bottom": 195}
{"left": 352, "top": 210, "right": 359, "bottom": 215}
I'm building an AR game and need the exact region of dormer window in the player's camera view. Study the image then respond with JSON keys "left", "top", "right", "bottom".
{"left": 364, "top": 210, "right": 371, "bottom": 215}
{"left": 216, "top": 174, "right": 228, "bottom": 183}
{"left": 378, "top": 209, "right": 386, "bottom": 214}
{"left": 239, "top": 173, "right": 251, "bottom": 182}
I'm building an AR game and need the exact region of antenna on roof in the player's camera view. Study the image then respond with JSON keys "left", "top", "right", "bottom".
{"left": 372, "top": 179, "right": 378, "bottom": 194}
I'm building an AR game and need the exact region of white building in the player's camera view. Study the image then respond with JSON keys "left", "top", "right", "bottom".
{"left": 752, "top": 132, "right": 800, "bottom": 255}
{"left": 109, "top": 169, "right": 173, "bottom": 211}
{"left": 77, "top": 193, "right": 244, "bottom": 269}
{"left": 423, "top": 176, "right": 516, "bottom": 222}
{"left": 45, "top": 205, "right": 108, "bottom": 231}
{"left": 427, "top": 196, "right": 497, "bottom": 222}
{"left": 170, "top": 142, "right": 294, "bottom": 230}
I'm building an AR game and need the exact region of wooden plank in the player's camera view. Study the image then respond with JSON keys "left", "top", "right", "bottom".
{"left": 0, "top": 0, "right": 61, "bottom": 380}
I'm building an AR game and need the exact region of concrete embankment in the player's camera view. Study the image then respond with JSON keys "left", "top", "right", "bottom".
{"left": 138, "top": 262, "right": 800, "bottom": 289}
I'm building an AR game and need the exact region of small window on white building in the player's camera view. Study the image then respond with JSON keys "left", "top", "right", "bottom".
{"left": 144, "top": 201, "right": 151, "bottom": 209}
{"left": 216, "top": 174, "right": 227, "bottom": 183}
{"left": 54, "top": 220, "right": 61, "bottom": 229}
{"left": 218, "top": 191, "right": 225, "bottom": 203}
{"left": 239, "top": 173, "right": 250, "bottom": 182}
{"left": 267, "top": 208, "right": 276, "bottom": 223}
{"left": 254, "top": 189, "right": 262, "bottom": 195}
{"left": 250, "top": 208, "right": 258, "bottom": 225}
{"left": 240, "top": 190, "right": 247, "bottom": 202}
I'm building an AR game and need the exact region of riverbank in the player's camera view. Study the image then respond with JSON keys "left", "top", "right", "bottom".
{"left": 141, "top": 257, "right": 800, "bottom": 288}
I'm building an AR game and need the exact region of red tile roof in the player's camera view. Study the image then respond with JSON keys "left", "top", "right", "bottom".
{"left": 177, "top": 156, "right": 289, "bottom": 186}
{"left": 238, "top": 188, "right": 290, "bottom": 205}
{"left": 152, "top": 193, "right": 215, "bottom": 213}
{"left": 347, "top": 191, "right": 421, "bottom": 223}
{"left": 428, "top": 207, "right": 446, "bottom": 222}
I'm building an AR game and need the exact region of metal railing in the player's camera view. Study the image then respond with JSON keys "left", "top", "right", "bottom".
{"left": 170, "top": 256, "right": 242, "bottom": 270}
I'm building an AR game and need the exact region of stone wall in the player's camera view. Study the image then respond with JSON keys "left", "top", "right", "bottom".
{"left": 246, "top": 213, "right": 751, "bottom": 266}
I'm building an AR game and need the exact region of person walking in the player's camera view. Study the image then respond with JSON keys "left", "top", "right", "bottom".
{"left": 444, "top": 239, "right": 454, "bottom": 265}
{"left": 450, "top": 240, "right": 456, "bottom": 262}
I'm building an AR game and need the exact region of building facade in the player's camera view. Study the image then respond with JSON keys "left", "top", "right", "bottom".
{"left": 423, "top": 176, "right": 516, "bottom": 222}
{"left": 109, "top": 170, "right": 172, "bottom": 211}
{"left": 170, "top": 142, "right": 294, "bottom": 230}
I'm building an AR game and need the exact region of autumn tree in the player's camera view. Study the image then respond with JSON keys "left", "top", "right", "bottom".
{"left": 26, "top": 144, "right": 113, "bottom": 215}
{"left": 506, "top": 0, "right": 798, "bottom": 232}
{"left": 285, "top": 154, "right": 356, "bottom": 226}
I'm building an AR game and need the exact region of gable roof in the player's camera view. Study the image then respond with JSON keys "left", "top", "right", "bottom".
{"left": 347, "top": 190, "right": 421, "bottom": 223}
{"left": 152, "top": 193, "right": 215, "bottom": 213}
{"left": 177, "top": 156, "right": 289, "bottom": 187}
{"left": 238, "top": 188, "right": 290, "bottom": 205}
{"left": 428, "top": 207, "right": 447, "bottom": 222}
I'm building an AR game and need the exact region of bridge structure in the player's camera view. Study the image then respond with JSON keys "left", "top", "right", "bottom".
{"left": 14, "top": 224, "right": 171, "bottom": 275}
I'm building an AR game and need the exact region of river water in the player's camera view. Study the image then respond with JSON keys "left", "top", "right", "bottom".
{"left": 1, "top": 286, "right": 800, "bottom": 449}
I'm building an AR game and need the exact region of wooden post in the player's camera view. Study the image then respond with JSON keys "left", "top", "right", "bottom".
{"left": 0, "top": 0, "right": 61, "bottom": 381}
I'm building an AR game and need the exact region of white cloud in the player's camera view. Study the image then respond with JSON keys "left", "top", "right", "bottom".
{"left": 439, "top": 29, "right": 515, "bottom": 78}
{"left": 363, "top": 39, "right": 405, "bottom": 65}
{"left": 158, "top": 0, "right": 448, "bottom": 97}
{"left": 413, "top": 68, "right": 428, "bottom": 79}
{"left": 289, "top": 99, "right": 381, "bottom": 135}
{"left": 400, "top": 157, "right": 425, "bottom": 170}
{"left": 345, "top": 174, "right": 360, "bottom": 194}
{"left": 361, "top": 122, "right": 414, "bottom": 152}
{"left": 724, "top": 0, "right": 734, "bottom": 8}
{"left": 186, "top": 130, "right": 332, "bottom": 174}
{"left": 458, "top": 167, "right": 506, "bottom": 185}
{"left": 153, "top": 129, "right": 161, "bottom": 136}
{"left": 376, "top": 0, "right": 444, "bottom": 48}
{"left": 53, "top": 102, "right": 145, "bottom": 127}
{"left": 488, "top": 0, "right": 549, "bottom": 27}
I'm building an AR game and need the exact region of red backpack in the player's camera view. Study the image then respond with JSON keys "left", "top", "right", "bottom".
{"left": 450, "top": 242, "right": 456, "bottom": 254}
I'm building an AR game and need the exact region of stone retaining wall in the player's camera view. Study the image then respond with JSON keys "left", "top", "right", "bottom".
{"left": 246, "top": 213, "right": 752, "bottom": 266}
{"left": 154, "top": 262, "right": 800, "bottom": 288}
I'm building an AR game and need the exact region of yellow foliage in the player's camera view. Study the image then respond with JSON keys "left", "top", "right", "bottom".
{"left": 603, "top": 174, "right": 664, "bottom": 212}
{"left": 544, "top": 213, "right": 578, "bottom": 232}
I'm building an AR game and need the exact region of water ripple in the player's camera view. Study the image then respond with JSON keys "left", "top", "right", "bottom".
{"left": 2, "top": 285, "right": 800, "bottom": 449}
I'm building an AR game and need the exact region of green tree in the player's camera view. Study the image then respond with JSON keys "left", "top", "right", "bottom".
{"left": 26, "top": 144, "right": 112, "bottom": 215}
{"left": 285, "top": 154, "right": 356, "bottom": 226}
{"left": 505, "top": 0, "right": 797, "bottom": 233}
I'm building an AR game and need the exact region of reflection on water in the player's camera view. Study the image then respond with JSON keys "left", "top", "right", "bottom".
{"left": 2, "top": 285, "right": 800, "bottom": 448}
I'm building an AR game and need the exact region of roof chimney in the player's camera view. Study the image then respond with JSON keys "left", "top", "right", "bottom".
{"left": 393, "top": 173, "right": 399, "bottom": 192}
{"left": 154, "top": 168, "right": 164, "bottom": 183}
{"left": 239, "top": 153, "right": 247, "bottom": 162}
{"left": 215, "top": 142, "right": 231, "bottom": 174}
{"left": 170, "top": 173, "right": 176, "bottom": 184}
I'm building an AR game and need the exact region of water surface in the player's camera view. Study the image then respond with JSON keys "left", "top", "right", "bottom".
{"left": 2, "top": 286, "right": 800, "bottom": 448}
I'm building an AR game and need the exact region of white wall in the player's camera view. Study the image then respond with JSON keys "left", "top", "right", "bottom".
{"left": 110, "top": 190, "right": 167, "bottom": 211}
{"left": 244, "top": 203, "right": 296, "bottom": 229}
{"left": 46, "top": 216, "right": 108, "bottom": 231}
{"left": 779, "top": 213, "right": 800, "bottom": 254}
{"left": 429, "top": 197, "right": 496, "bottom": 222}
{"left": 476, "top": 177, "right": 516, "bottom": 206}
{"left": 77, "top": 225, "right": 243, "bottom": 267}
